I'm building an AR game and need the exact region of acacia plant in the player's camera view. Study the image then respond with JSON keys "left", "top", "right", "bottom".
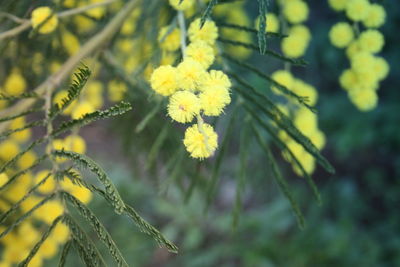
{"left": 0, "top": 0, "right": 388, "bottom": 266}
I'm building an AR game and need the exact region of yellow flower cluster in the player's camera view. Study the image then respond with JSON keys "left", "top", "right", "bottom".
{"left": 31, "top": 7, "right": 58, "bottom": 34}
{"left": 278, "top": 0, "right": 312, "bottom": 58}
{"left": 329, "top": 0, "right": 389, "bottom": 111}
{"left": 151, "top": 17, "right": 230, "bottom": 159}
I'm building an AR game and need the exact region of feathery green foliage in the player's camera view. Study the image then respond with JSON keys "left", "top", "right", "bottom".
{"left": 200, "top": 0, "right": 219, "bottom": 28}
{"left": 257, "top": 0, "right": 268, "bottom": 54}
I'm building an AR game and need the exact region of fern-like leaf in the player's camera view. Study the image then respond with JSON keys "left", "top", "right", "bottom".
{"left": 52, "top": 150, "right": 126, "bottom": 214}
{"left": 61, "top": 191, "right": 129, "bottom": 267}
{"left": 51, "top": 101, "right": 132, "bottom": 137}
{"left": 58, "top": 240, "right": 72, "bottom": 267}
{"left": 257, "top": 0, "right": 268, "bottom": 54}
{"left": 200, "top": 0, "right": 218, "bottom": 28}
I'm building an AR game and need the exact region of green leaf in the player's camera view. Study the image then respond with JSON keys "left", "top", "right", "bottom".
{"left": 124, "top": 204, "right": 178, "bottom": 253}
{"left": 146, "top": 125, "right": 169, "bottom": 170}
{"left": 135, "top": 100, "right": 162, "bottom": 133}
{"left": 0, "top": 91, "right": 40, "bottom": 100}
{"left": 217, "top": 22, "right": 286, "bottom": 38}
{"left": 200, "top": 0, "right": 218, "bottom": 28}
{"left": 49, "top": 65, "right": 91, "bottom": 119}
{"left": 61, "top": 191, "right": 129, "bottom": 267}
{"left": 219, "top": 38, "right": 307, "bottom": 66}
{"left": 252, "top": 124, "right": 305, "bottom": 228}
{"left": 0, "top": 107, "right": 43, "bottom": 123}
{"left": 52, "top": 150, "right": 126, "bottom": 214}
{"left": 223, "top": 54, "right": 316, "bottom": 113}
{"left": 58, "top": 240, "right": 72, "bottom": 267}
{"left": 64, "top": 215, "right": 106, "bottom": 267}
{"left": 51, "top": 101, "right": 132, "bottom": 137}
{"left": 248, "top": 112, "right": 321, "bottom": 204}
{"left": 257, "top": 0, "right": 268, "bottom": 54}
{"left": 18, "top": 216, "right": 63, "bottom": 267}
{"left": 230, "top": 75, "right": 334, "bottom": 174}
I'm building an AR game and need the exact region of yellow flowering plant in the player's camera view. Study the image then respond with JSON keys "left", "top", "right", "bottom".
{"left": 1, "top": 0, "right": 392, "bottom": 265}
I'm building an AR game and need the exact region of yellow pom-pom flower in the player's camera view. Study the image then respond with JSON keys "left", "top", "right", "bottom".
{"left": 49, "top": 223, "right": 70, "bottom": 244}
{"left": 271, "top": 70, "right": 294, "bottom": 94}
{"left": 329, "top": 22, "right": 354, "bottom": 48}
{"left": 345, "top": 0, "right": 370, "bottom": 22}
{"left": 108, "top": 80, "right": 128, "bottom": 102}
{"left": 199, "top": 86, "right": 231, "bottom": 116}
{"left": 177, "top": 58, "right": 206, "bottom": 91}
{"left": 282, "top": 25, "right": 311, "bottom": 58}
{"left": 372, "top": 57, "right": 389, "bottom": 81}
{"left": 34, "top": 200, "right": 64, "bottom": 224}
{"left": 158, "top": 27, "right": 181, "bottom": 52}
{"left": 346, "top": 40, "right": 362, "bottom": 59}
{"left": 358, "top": 30, "right": 384, "bottom": 53}
{"left": 167, "top": 91, "right": 201, "bottom": 123}
{"left": 4, "top": 69, "right": 26, "bottom": 96}
{"left": 61, "top": 30, "right": 80, "bottom": 56}
{"left": 31, "top": 7, "right": 58, "bottom": 34}
{"left": 292, "top": 79, "right": 318, "bottom": 106}
{"left": 188, "top": 18, "right": 218, "bottom": 45}
{"left": 351, "top": 52, "right": 375, "bottom": 74}
{"left": 71, "top": 185, "right": 92, "bottom": 204}
{"left": 290, "top": 24, "right": 311, "bottom": 42}
{"left": 328, "top": 0, "right": 348, "bottom": 11}
{"left": 183, "top": 123, "right": 218, "bottom": 159}
{"left": 363, "top": 4, "right": 386, "bottom": 28}
{"left": 339, "top": 69, "right": 358, "bottom": 91}
{"left": 150, "top": 65, "right": 179, "bottom": 96}
{"left": 200, "top": 70, "right": 231, "bottom": 92}
{"left": 169, "top": 0, "right": 195, "bottom": 11}
{"left": 0, "top": 173, "right": 8, "bottom": 187}
{"left": 64, "top": 135, "right": 86, "bottom": 154}
{"left": 17, "top": 151, "right": 37, "bottom": 170}
{"left": 185, "top": 41, "right": 215, "bottom": 69}
{"left": 283, "top": 0, "right": 309, "bottom": 24}
{"left": 34, "top": 170, "right": 55, "bottom": 194}
{"left": 71, "top": 101, "right": 94, "bottom": 119}
{"left": 348, "top": 88, "right": 378, "bottom": 112}
{"left": 0, "top": 140, "right": 19, "bottom": 162}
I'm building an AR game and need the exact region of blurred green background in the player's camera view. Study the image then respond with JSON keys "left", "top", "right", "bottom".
{"left": 58, "top": 1, "right": 400, "bottom": 266}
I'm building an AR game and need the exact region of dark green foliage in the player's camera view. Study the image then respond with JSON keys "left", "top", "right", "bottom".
{"left": 252, "top": 124, "right": 305, "bottom": 228}
{"left": 217, "top": 22, "right": 286, "bottom": 38}
{"left": 257, "top": 0, "right": 268, "bottom": 54}
{"left": 49, "top": 66, "right": 91, "bottom": 119}
{"left": 0, "top": 91, "right": 39, "bottom": 100}
{"left": 58, "top": 240, "right": 72, "bottom": 267}
{"left": 51, "top": 101, "right": 132, "bottom": 137}
{"left": 0, "top": 120, "right": 45, "bottom": 141}
{"left": 61, "top": 191, "right": 129, "bottom": 267}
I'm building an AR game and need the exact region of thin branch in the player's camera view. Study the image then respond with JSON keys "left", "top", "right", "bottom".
{"left": 0, "top": 11, "right": 26, "bottom": 23}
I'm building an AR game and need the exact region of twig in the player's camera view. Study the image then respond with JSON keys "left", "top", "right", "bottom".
{"left": 0, "top": 0, "right": 117, "bottom": 41}
{"left": 0, "top": 12, "right": 26, "bottom": 23}
{"left": 0, "top": 0, "right": 139, "bottom": 133}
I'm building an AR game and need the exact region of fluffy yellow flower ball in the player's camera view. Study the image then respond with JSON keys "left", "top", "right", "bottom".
{"left": 34, "top": 170, "right": 55, "bottom": 194}
{"left": 199, "top": 86, "right": 231, "bottom": 116}
{"left": 188, "top": 18, "right": 218, "bottom": 45}
{"left": 329, "top": 22, "right": 354, "bottom": 48}
{"left": 4, "top": 70, "right": 26, "bottom": 96}
{"left": 283, "top": 0, "right": 309, "bottom": 24}
{"left": 351, "top": 52, "right": 375, "bottom": 74}
{"left": 348, "top": 88, "right": 378, "bottom": 111}
{"left": 358, "top": 30, "right": 384, "bottom": 53}
{"left": 177, "top": 59, "right": 207, "bottom": 91}
{"left": 373, "top": 57, "right": 389, "bottom": 81}
{"left": 71, "top": 101, "right": 95, "bottom": 119}
{"left": 271, "top": 70, "right": 294, "bottom": 94}
{"left": 345, "top": 0, "right": 370, "bottom": 22}
{"left": 255, "top": 12, "right": 280, "bottom": 33}
{"left": 31, "top": 7, "right": 58, "bottom": 34}
{"left": 167, "top": 91, "right": 201, "bottom": 123}
{"left": 38, "top": 238, "right": 58, "bottom": 259}
{"left": 339, "top": 69, "right": 358, "bottom": 91}
{"left": 62, "top": 30, "right": 80, "bottom": 56}
{"left": 64, "top": 135, "right": 86, "bottom": 154}
{"left": 49, "top": 222, "right": 70, "bottom": 244}
{"left": 185, "top": 41, "right": 215, "bottom": 69}
{"left": 294, "top": 108, "right": 318, "bottom": 135}
{"left": 0, "top": 173, "right": 8, "bottom": 187}
{"left": 363, "top": 4, "right": 386, "bottom": 28}
{"left": 200, "top": 70, "right": 231, "bottom": 92}
{"left": 328, "top": 0, "right": 348, "bottom": 11}
{"left": 346, "top": 41, "right": 362, "bottom": 59}
{"left": 17, "top": 150, "right": 37, "bottom": 170}
{"left": 0, "top": 140, "right": 19, "bottom": 162}
{"left": 183, "top": 123, "right": 218, "bottom": 159}
{"left": 282, "top": 25, "right": 311, "bottom": 58}
{"left": 71, "top": 185, "right": 92, "bottom": 204}
{"left": 158, "top": 27, "right": 181, "bottom": 52}
{"left": 108, "top": 80, "right": 128, "bottom": 102}
{"left": 150, "top": 65, "right": 179, "bottom": 96}
{"left": 10, "top": 117, "right": 32, "bottom": 143}
{"left": 34, "top": 200, "right": 64, "bottom": 224}
{"left": 169, "top": 0, "right": 195, "bottom": 11}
